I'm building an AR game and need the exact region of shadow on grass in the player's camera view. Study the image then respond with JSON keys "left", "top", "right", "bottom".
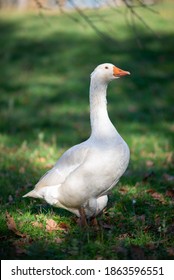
{"left": 1, "top": 164, "right": 173, "bottom": 260}
{"left": 0, "top": 14, "right": 174, "bottom": 260}
{"left": 1, "top": 183, "right": 173, "bottom": 260}
{"left": 0, "top": 16, "right": 174, "bottom": 145}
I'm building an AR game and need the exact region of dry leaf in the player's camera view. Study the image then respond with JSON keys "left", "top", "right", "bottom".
{"left": 46, "top": 219, "right": 69, "bottom": 232}
{"left": 118, "top": 187, "right": 128, "bottom": 195}
{"left": 6, "top": 211, "right": 26, "bottom": 238}
{"left": 118, "top": 233, "right": 133, "bottom": 240}
{"left": 32, "top": 221, "right": 43, "bottom": 229}
{"left": 6, "top": 211, "right": 16, "bottom": 231}
{"left": 46, "top": 219, "right": 59, "bottom": 232}
{"left": 151, "top": 192, "right": 165, "bottom": 203}
{"left": 146, "top": 189, "right": 154, "bottom": 194}
{"left": 165, "top": 189, "right": 174, "bottom": 199}
{"left": 59, "top": 222, "right": 69, "bottom": 231}
{"left": 146, "top": 189, "right": 166, "bottom": 204}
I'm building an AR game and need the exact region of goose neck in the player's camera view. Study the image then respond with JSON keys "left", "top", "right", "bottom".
{"left": 89, "top": 78, "right": 116, "bottom": 138}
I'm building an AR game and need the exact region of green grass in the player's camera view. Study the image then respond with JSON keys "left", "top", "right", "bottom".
{"left": 0, "top": 2, "right": 174, "bottom": 259}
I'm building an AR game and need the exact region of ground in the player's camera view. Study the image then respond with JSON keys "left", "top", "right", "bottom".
{"left": 0, "top": 1, "right": 174, "bottom": 259}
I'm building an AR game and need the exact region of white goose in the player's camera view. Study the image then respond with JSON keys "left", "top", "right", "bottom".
{"left": 23, "top": 63, "right": 130, "bottom": 225}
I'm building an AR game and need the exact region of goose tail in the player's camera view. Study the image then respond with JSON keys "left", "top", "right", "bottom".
{"left": 23, "top": 190, "right": 41, "bottom": 199}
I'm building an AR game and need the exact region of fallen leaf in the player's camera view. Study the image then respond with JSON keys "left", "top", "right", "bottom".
{"left": 59, "top": 222, "right": 69, "bottom": 231}
{"left": 118, "top": 187, "right": 128, "bottom": 195}
{"left": 6, "top": 211, "right": 17, "bottom": 231}
{"left": 45, "top": 219, "right": 68, "bottom": 232}
{"left": 46, "top": 219, "right": 59, "bottom": 232}
{"left": 151, "top": 192, "right": 165, "bottom": 203}
{"left": 165, "top": 189, "right": 174, "bottom": 199}
{"left": 146, "top": 189, "right": 154, "bottom": 194}
{"left": 6, "top": 211, "right": 27, "bottom": 238}
{"left": 118, "top": 233, "right": 133, "bottom": 240}
{"left": 32, "top": 221, "right": 43, "bottom": 229}
{"left": 146, "top": 189, "right": 166, "bottom": 204}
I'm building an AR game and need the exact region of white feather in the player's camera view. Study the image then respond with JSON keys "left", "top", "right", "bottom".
{"left": 23, "top": 63, "right": 130, "bottom": 218}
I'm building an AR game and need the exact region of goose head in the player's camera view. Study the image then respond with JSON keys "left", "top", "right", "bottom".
{"left": 90, "top": 63, "right": 130, "bottom": 84}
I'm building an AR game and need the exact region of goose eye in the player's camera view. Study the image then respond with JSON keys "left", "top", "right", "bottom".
{"left": 105, "top": 66, "right": 109, "bottom": 69}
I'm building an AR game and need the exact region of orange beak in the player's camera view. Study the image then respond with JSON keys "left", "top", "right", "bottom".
{"left": 113, "top": 66, "right": 130, "bottom": 77}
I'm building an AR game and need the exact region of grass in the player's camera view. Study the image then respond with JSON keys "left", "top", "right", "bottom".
{"left": 0, "top": 1, "right": 174, "bottom": 260}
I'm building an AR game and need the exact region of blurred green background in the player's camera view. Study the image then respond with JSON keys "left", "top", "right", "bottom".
{"left": 0, "top": 0, "right": 174, "bottom": 260}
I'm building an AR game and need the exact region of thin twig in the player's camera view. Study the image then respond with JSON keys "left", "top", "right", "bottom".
{"left": 34, "top": 0, "right": 52, "bottom": 27}
{"left": 137, "top": 0, "right": 159, "bottom": 14}
{"left": 34, "top": 0, "right": 51, "bottom": 10}
{"left": 129, "top": 9, "right": 143, "bottom": 48}
{"left": 123, "top": 0, "right": 160, "bottom": 39}
{"left": 54, "top": 0, "right": 82, "bottom": 24}
{"left": 68, "top": 0, "right": 113, "bottom": 41}
{"left": 34, "top": 0, "right": 160, "bottom": 44}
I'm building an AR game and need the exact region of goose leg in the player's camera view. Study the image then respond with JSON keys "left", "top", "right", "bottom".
{"left": 79, "top": 207, "right": 88, "bottom": 227}
{"left": 90, "top": 217, "right": 99, "bottom": 228}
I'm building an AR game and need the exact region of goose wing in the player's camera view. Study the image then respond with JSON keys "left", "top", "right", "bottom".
{"left": 35, "top": 142, "right": 89, "bottom": 190}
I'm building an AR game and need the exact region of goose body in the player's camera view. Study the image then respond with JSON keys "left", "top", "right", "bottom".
{"left": 23, "top": 63, "right": 130, "bottom": 221}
